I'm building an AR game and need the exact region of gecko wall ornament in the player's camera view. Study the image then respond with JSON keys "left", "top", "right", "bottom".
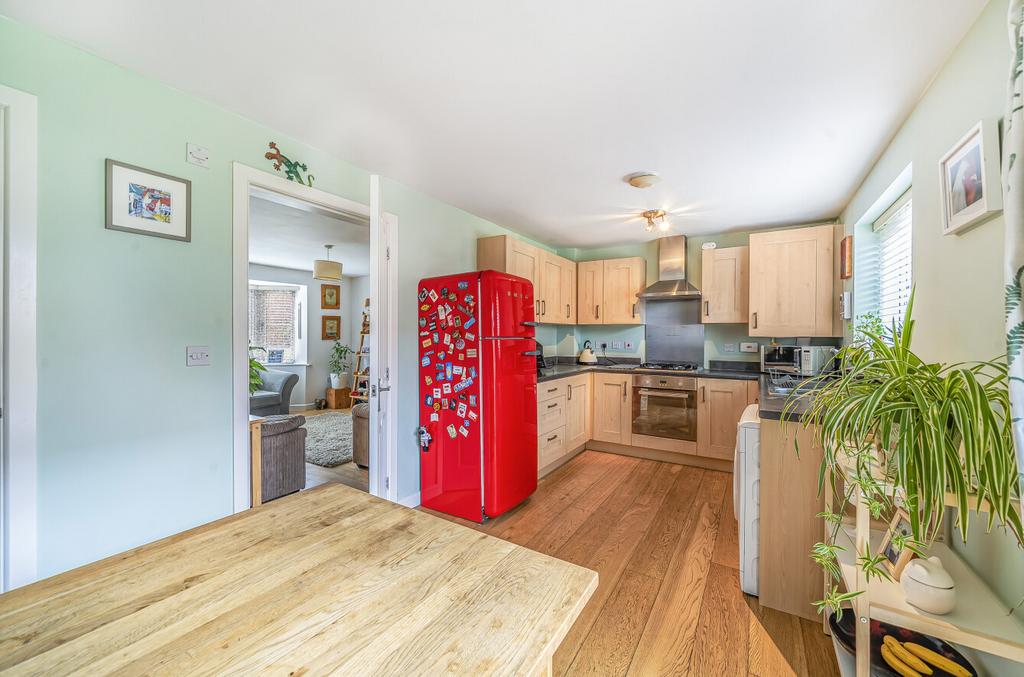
{"left": 264, "top": 141, "right": 315, "bottom": 186}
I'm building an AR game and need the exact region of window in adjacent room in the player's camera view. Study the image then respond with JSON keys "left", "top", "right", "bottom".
{"left": 248, "top": 281, "right": 307, "bottom": 364}
{"left": 856, "top": 189, "right": 912, "bottom": 333}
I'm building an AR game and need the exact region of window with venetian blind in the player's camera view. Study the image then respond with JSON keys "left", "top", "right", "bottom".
{"left": 249, "top": 283, "right": 299, "bottom": 363}
{"left": 857, "top": 190, "right": 912, "bottom": 333}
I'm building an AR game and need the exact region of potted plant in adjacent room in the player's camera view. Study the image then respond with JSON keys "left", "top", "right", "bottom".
{"left": 249, "top": 345, "right": 267, "bottom": 394}
{"left": 783, "top": 292, "right": 1023, "bottom": 617}
{"left": 328, "top": 341, "right": 353, "bottom": 389}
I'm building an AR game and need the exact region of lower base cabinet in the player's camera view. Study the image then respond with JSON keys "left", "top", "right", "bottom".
{"left": 592, "top": 373, "right": 632, "bottom": 445}
{"left": 696, "top": 378, "right": 755, "bottom": 460}
{"left": 538, "top": 374, "right": 590, "bottom": 476}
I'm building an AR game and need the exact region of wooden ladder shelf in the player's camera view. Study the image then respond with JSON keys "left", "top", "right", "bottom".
{"left": 349, "top": 298, "right": 371, "bottom": 402}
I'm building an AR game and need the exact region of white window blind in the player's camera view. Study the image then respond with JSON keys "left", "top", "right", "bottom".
{"left": 860, "top": 191, "right": 912, "bottom": 332}
{"left": 249, "top": 283, "right": 298, "bottom": 363}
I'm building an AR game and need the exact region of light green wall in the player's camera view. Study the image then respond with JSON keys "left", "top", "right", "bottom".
{"left": 839, "top": 2, "right": 1017, "bottom": 671}
{"left": 0, "top": 15, "right": 533, "bottom": 577}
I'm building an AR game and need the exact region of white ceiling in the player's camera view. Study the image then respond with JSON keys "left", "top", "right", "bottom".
{"left": 1, "top": 1, "right": 987, "bottom": 247}
{"left": 248, "top": 194, "right": 370, "bottom": 276}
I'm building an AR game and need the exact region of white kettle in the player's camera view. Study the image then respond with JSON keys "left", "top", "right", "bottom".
{"left": 578, "top": 340, "right": 598, "bottom": 365}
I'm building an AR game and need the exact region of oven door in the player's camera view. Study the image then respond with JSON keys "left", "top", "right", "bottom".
{"left": 632, "top": 387, "right": 697, "bottom": 442}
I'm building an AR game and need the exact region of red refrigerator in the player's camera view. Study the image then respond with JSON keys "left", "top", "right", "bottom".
{"left": 418, "top": 270, "right": 538, "bottom": 522}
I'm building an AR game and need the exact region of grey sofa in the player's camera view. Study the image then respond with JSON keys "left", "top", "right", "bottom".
{"left": 260, "top": 414, "right": 307, "bottom": 501}
{"left": 250, "top": 369, "right": 299, "bottom": 416}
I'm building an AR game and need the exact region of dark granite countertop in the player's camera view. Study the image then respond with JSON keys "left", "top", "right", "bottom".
{"left": 536, "top": 360, "right": 760, "bottom": 383}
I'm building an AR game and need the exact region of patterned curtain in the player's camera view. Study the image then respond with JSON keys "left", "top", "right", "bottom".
{"left": 1006, "top": 0, "right": 1024, "bottom": 509}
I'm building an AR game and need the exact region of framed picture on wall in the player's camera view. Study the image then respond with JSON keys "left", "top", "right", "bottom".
{"left": 105, "top": 159, "right": 191, "bottom": 241}
{"left": 322, "top": 315, "right": 341, "bottom": 341}
{"left": 321, "top": 284, "right": 340, "bottom": 309}
{"left": 939, "top": 119, "right": 1002, "bottom": 235}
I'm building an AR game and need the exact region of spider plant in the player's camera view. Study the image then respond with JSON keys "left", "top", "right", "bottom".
{"left": 248, "top": 345, "right": 267, "bottom": 395}
{"left": 783, "top": 291, "right": 1023, "bottom": 617}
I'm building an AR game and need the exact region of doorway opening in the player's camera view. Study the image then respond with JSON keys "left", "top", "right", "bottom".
{"left": 232, "top": 165, "right": 397, "bottom": 512}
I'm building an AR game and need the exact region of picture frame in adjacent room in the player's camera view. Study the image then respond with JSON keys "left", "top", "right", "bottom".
{"left": 939, "top": 120, "right": 1002, "bottom": 235}
{"left": 878, "top": 508, "right": 917, "bottom": 580}
{"left": 321, "top": 284, "right": 340, "bottom": 309}
{"left": 322, "top": 315, "right": 341, "bottom": 341}
{"left": 105, "top": 159, "right": 191, "bottom": 242}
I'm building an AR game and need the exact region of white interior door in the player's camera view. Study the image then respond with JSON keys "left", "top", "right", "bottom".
{"left": 368, "top": 175, "right": 398, "bottom": 501}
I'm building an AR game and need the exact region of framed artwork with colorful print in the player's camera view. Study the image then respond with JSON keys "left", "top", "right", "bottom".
{"left": 105, "top": 159, "right": 191, "bottom": 242}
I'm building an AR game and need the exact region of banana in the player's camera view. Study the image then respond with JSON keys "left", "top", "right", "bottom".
{"left": 903, "top": 642, "right": 972, "bottom": 677}
{"left": 882, "top": 636, "right": 932, "bottom": 674}
{"left": 881, "top": 644, "right": 922, "bottom": 677}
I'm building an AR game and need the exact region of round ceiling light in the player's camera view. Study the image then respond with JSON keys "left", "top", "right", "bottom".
{"left": 625, "top": 171, "right": 660, "bottom": 189}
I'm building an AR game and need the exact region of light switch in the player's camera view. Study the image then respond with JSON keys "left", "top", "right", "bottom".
{"left": 186, "top": 345, "right": 211, "bottom": 366}
{"left": 723, "top": 343, "right": 737, "bottom": 353}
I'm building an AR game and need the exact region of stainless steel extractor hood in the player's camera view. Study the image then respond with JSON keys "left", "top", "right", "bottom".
{"left": 638, "top": 235, "right": 701, "bottom": 300}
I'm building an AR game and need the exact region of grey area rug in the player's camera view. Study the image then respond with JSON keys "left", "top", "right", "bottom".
{"left": 303, "top": 412, "right": 353, "bottom": 467}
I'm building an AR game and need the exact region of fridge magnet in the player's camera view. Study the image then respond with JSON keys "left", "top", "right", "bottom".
{"left": 839, "top": 236, "right": 853, "bottom": 279}
{"left": 264, "top": 141, "right": 315, "bottom": 186}
{"left": 106, "top": 159, "right": 191, "bottom": 242}
{"left": 457, "top": 402, "right": 468, "bottom": 417}
{"left": 321, "top": 316, "right": 341, "bottom": 340}
{"left": 446, "top": 424, "right": 457, "bottom": 439}
{"left": 428, "top": 289, "right": 439, "bottom": 302}
{"left": 878, "top": 508, "right": 917, "bottom": 580}
{"left": 321, "top": 284, "right": 340, "bottom": 309}
{"left": 418, "top": 288, "right": 428, "bottom": 302}
{"left": 458, "top": 281, "right": 469, "bottom": 290}
{"left": 459, "top": 426, "right": 469, "bottom": 437}
{"left": 939, "top": 119, "right": 1002, "bottom": 235}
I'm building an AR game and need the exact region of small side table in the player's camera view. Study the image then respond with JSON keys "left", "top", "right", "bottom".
{"left": 327, "top": 388, "right": 352, "bottom": 409}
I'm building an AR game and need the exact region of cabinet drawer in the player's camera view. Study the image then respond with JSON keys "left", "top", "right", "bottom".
{"left": 538, "top": 395, "right": 567, "bottom": 435}
{"left": 538, "top": 426, "right": 567, "bottom": 468}
{"left": 538, "top": 380, "right": 567, "bottom": 402}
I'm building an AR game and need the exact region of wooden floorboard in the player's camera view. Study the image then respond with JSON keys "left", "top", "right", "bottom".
{"left": 427, "top": 449, "right": 839, "bottom": 676}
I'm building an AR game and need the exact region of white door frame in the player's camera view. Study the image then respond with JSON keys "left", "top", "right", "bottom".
{"left": 0, "top": 84, "right": 39, "bottom": 591}
{"left": 231, "top": 163, "right": 399, "bottom": 511}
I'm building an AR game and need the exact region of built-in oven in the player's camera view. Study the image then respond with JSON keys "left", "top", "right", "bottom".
{"left": 631, "top": 374, "right": 697, "bottom": 442}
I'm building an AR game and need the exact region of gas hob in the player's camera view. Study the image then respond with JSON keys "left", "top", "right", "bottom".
{"left": 636, "top": 362, "right": 700, "bottom": 373}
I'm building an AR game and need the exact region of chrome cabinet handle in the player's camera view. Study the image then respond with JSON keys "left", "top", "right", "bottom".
{"left": 547, "top": 402, "right": 558, "bottom": 409}
{"left": 752, "top": 312, "right": 758, "bottom": 329}
{"left": 595, "top": 305, "right": 600, "bottom": 319}
{"left": 632, "top": 302, "right": 637, "bottom": 317}
{"left": 547, "top": 434, "right": 558, "bottom": 442}
{"left": 546, "top": 386, "right": 558, "bottom": 393}
{"left": 622, "top": 383, "right": 627, "bottom": 401}
{"left": 536, "top": 300, "right": 540, "bottom": 315}
{"left": 701, "top": 386, "right": 706, "bottom": 403}
{"left": 704, "top": 301, "right": 710, "bottom": 317}
{"left": 542, "top": 300, "right": 546, "bottom": 315}
{"left": 566, "top": 303, "right": 570, "bottom": 318}
{"left": 567, "top": 385, "right": 572, "bottom": 401}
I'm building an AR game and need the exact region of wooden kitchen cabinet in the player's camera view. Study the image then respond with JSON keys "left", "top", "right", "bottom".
{"left": 592, "top": 373, "right": 632, "bottom": 445}
{"left": 577, "top": 257, "right": 645, "bottom": 325}
{"left": 602, "top": 257, "right": 646, "bottom": 325}
{"left": 696, "top": 378, "right": 750, "bottom": 460}
{"left": 576, "top": 260, "right": 604, "bottom": 324}
{"left": 748, "top": 224, "right": 839, "bottom": 337}
{"left": 701, "top": 246, "right": 749, "bottom": 324}
{"left": 477, "top": 235, "right": 576, "bottom": 324}
{"left": 564, "top": 373, "right": 591, "bottom": 450}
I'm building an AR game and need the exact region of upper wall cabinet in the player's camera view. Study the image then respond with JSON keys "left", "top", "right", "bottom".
{"left": 748, "top": 224, "right": 841, "bottom": 337}
{"left": 477, "top": 235, "right": 576, "bottom": 323}
{"left": 577, "top": 257, "right": 646, "bottom": 325}
{"left": 701, "top": 246, "right": 749, "bottom": 324}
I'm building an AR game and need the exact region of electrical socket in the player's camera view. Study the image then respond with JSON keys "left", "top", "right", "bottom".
{"left": 723, "top": 343, "right": 738, "bottom": 353}
{"left": 624, "top": 341, "right": 634, "bottom": 351}
{"left": 611, "top": 341, "right": 624, "bottom": 350}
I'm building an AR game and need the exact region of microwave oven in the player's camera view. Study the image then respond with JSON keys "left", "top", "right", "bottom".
{"left": 760, "top": 345, "right": 836, "bottom": 375}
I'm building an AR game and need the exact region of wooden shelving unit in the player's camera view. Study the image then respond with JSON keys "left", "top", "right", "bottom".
{"left": 349, "top": 298, "right": 370, "bottom": 402}
{"left": 827, "top": 462, "right": 1024, "bottom": 675}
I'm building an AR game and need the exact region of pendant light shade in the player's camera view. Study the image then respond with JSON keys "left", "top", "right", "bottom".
{"left": 314, "top": 244, "right": 342, "bottom": 281}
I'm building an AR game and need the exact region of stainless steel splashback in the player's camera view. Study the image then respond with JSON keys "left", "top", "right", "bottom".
{"left": 644, "top": 300, "right": 705, "bottom": 365}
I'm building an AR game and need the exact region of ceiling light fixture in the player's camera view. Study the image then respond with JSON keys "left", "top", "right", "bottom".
{"left": 642, "top": 209, "right": 669, "bottom": 233}
{"left": 313, "top": 244, "right": 343, "bottom": 281}
{"left": 625, "top": 171, "right": 660, "bottom": 189}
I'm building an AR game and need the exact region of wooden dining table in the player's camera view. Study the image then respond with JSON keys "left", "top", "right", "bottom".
{"left": 0, "top": 484, "right": 597, "bottom": 676}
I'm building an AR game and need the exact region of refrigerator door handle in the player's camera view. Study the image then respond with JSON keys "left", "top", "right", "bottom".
{"left": 521, "top": 321, "right": 539, "bottom": 327}
{"left": 522, "top": 350, "right": 542, "bottom": 357}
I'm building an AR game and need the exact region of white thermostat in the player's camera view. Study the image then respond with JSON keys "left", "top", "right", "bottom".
{"left": 186, "top": 143, "right": 209, "bottom": 168}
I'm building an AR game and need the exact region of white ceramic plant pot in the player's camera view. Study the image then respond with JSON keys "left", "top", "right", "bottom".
{"left": 329, "top": 373, "right": 342, "bottom": 389}
{"left": 901, "top": 556, "right": 956, "bottom": 615}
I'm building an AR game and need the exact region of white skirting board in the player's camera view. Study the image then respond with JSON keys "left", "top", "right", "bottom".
{"left": 398, "top": 492, "right": 421, "bottom": 508}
